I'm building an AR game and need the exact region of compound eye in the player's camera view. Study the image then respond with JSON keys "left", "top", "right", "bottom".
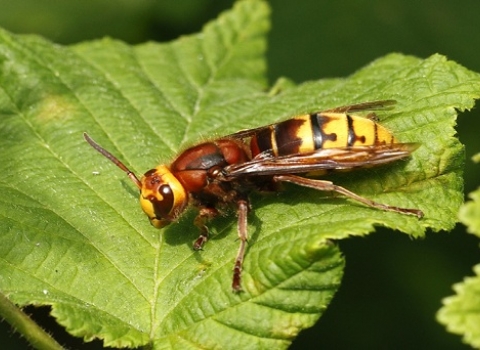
{"left": 142, "top": 183, "right": 174, "bottom": 221}
{"left": 139, "top": 165, "right": 188, "bottom": 228}
{"left": 156, "top": 184, "right": 174, "bottom": 217}
{"left": 140, "top": 179, "right": 175, "bottom": 226}
{"left": 142, "top": 184, "right": 175, "bottom": 228}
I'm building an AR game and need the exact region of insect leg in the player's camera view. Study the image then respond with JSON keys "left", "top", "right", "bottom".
{"left": 232, "top": 199, "right": 249, "bottom": 292}
{"left": 273, "top": 174, "right": 423, "bottom": 218}
{"left": 193, "top": 207, "right": 219, "bottom": 250}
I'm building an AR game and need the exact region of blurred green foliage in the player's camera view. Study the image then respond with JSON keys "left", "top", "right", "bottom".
{"left": 0, "top": 1, "right": 479, "bottom": 349}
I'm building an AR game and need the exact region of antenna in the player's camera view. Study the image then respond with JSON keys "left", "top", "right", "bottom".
{"left": 83, "top": 133, "right": 142, "bottom": 189}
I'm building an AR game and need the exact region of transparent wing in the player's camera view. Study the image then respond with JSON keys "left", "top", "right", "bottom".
{"left": 223, "top": 143, "right": 419, "bottom": 177}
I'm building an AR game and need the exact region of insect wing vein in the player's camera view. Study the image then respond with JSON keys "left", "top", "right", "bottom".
{"left": 223, "top": 143, "right": 418, "bottom": 177}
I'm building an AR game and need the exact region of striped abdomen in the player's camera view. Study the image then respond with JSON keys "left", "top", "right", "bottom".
{"left": 250, "top": 112, "right": 397, "bottom": 157}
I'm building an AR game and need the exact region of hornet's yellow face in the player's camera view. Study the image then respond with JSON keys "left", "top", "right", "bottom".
{"left": 139, "top": 165, "right": 188, "bottom": 228}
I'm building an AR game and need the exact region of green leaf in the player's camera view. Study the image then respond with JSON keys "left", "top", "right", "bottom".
{"left": 437, "top": 264, "right": 480, "bottom": 349}
{"left": 0, "top": 0, "right": 479, "bottom": 348}
{"left": 458, "top": 155, "right": 480, "bottom": 238}
{"left": 437, "top": 167, "right": 480, "bottom": 348}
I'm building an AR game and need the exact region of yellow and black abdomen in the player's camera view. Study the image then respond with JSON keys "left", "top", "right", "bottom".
{"left": 250, "top": 112, "right": 397, "bottom": 157}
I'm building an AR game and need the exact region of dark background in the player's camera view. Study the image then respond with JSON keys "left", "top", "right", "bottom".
{"left": 1, "top": 1, "right": 479, "bottom": 349}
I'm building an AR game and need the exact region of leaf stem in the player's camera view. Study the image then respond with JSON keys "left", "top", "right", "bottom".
{"left": 0, "top": 292, "right": 64, "bottom": 350}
